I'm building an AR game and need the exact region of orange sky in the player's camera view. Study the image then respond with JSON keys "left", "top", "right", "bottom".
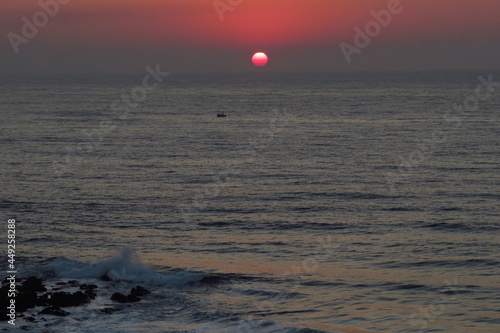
{"left": 1, "top": 0, "right": 499, "bottom": 73}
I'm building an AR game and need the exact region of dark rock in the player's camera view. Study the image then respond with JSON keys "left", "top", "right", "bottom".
{"left": 0, "top": 311, "right": 9, "bottom": 321}
{"left": 24, "top": 316, "right": 36, "bottom": 322}
{"left": 84, "top": 289, "right": 96, "bottom": 300}
{"left": 126, "top": 294, "right": 141, "bottom": 302}
{"left": 39, "top": 306, "right": 70, "bottom": 317}
{"left": 110, "top": 292, "right": 127, "bottom": 303}
{"left": 0, "top": 278, "right": 40, "bottom": 313}
{"left": 80, "top": 284, "right": 98, "bottom": 291}
{"left": 71, "top": 291, "right": 91, "bottom": 306}
{"left": 110, "top": 292, "right": 140, "bottom": 303}
{"left": 46, "top": 292, "right": 71, "bottom": 307}
{"left": 36, "top": 293, "right": 51, "bottom": 307}
{"left": 0, "top": 285, "right": 10, "bottom": 299}
{"left": 100, "top": 274, "right": 111, "bottom": 281}
{"left": 130, "top": 286, "right": 150, "bottom": 296}
{"left": 46, "top": 291, "right": 91, "bottom": 307}
{"left": 19, "top": 276, "right": 46, "bottom": 293}
{"left": 67, "top": 280, "right": 79, "bottom": 286}
{"left": 16, "top": 290, "right": 38, "bottom": 312}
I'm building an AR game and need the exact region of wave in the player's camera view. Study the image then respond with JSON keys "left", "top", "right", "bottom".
{"left": 46, "top": 247, "right": 206, "bottom": 286}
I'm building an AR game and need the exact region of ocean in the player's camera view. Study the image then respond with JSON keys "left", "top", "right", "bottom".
{"left": 0, "top": 72, "right": 499, "bottom": 332}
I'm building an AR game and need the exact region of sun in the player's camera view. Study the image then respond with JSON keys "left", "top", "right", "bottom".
{"left": 252, "top": 52, "right": 268, "bottom": 67}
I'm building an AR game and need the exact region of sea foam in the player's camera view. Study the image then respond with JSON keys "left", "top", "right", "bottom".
{"left": 47, "top": 247, "right": 205, "bottom": 286}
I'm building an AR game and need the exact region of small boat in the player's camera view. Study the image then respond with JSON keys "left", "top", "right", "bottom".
{"left": 217, "top": 113, "right": 227, "bottom": 118}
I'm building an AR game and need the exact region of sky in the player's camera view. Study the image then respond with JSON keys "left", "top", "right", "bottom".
{"left": 1, "top": 0, "right": 499, "bottom": 74}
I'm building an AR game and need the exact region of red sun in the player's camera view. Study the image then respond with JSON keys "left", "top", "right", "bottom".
{"left": 252, "top": 52, "right": 268, "bottom": 67}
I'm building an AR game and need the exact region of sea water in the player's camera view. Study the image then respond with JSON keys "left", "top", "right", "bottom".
{"left": 0, "top": 72, "right": 499, "bottom": 332}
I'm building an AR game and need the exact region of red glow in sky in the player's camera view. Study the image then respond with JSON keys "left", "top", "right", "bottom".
{"left": 0, "top": 0, "right": 499, "bottom": 73}
{"left": 3, "top": 0, "right": 498, "bottom": 48}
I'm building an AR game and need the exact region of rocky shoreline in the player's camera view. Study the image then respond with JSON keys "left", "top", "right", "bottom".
{"left": 1, "top": 275, "right": 150, "bottom": 325}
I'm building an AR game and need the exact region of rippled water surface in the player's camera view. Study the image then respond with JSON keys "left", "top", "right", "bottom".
{"left": 1, "top": 72, "right": 499, "bottom": 332}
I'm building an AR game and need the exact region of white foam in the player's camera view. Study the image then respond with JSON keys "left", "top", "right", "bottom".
{"left": 47, "top": 247, "right": 205, "bottom": 286}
